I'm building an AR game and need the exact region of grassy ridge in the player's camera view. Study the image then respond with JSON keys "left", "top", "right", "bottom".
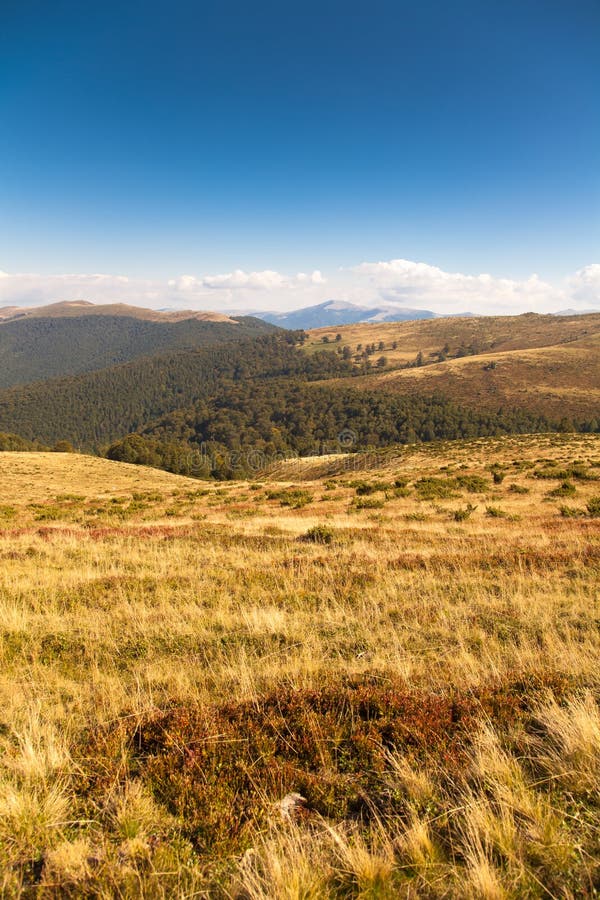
{"left": 305, "top": 311, "right": 600, "bottom": 360}
{"left": 306, "top": 313, "right": 600, "bottom": 421}
{"left": 1, "top": 434, "right": 600, "bottom": 894}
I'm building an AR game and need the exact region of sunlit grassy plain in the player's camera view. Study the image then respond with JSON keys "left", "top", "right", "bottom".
{"left": 1, "top": 435, "right": 600, "bottom": 896}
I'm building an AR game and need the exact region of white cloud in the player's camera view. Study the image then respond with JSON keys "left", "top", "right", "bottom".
{"left": 187, "top": 268, "right": 326, "bottom": 291}
{"left": 350, "top": 259, "right": 563, "bottom": 314}
{"left": 0, "top": 271, "right": 147, "bottom": 308}
{"left": 165, "top": 268, "right": 328, "bottom": 307}
{"left": 566, "top": 264, "right": 600, "bottom": 306}
{"left": 0, "top": 259, "right": 598, "bottom": 315}
{"left": 297, "top": 270, "right": 326, "bottom": 285}
{"left": 202, "top": 269, "right": 288, "bottom": 290}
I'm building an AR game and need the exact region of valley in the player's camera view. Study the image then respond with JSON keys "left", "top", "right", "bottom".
{"left": 1, "top": 307, "right": 599, "bottom": 462}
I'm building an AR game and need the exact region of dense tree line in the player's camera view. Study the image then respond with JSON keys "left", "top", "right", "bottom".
{"left": 0, "top": 431, "right": 48, "bottom": 451}
{"left": 0, "top": 314, "right": 276, "bottom": 389}
{"left": 106, "top": 380, "right": 579, "bottom": 479}
{"left": 0, "top": 333, "right": 352, "bottom": 448}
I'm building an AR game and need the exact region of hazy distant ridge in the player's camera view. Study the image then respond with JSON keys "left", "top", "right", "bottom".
{"left": 256, "top": 299, "right": 439, "bottom": 329}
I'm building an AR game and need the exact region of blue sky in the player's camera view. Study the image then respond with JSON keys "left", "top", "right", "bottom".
{"left": 1, "top": 0, "right": 599, "bottom": 312}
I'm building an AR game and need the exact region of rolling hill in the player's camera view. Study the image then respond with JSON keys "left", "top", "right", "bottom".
{"left": 0, "top": 300, "right": 276, "bottom": 388}
{"left": 306, "top": 312, "right": 600, "bottom": 421}
{"left": 359, "top": 332, "right": 600, "bottom": 421}
{"left": 0, "top": 299, "right": 238, "bottom": 322}
{"left": 305, "top": 310, "right": 600, "bottom": 358}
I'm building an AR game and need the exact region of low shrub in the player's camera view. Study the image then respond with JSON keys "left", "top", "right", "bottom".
{"left": 354, "top": 497, "right": 386, "bottom": 510}
{"left": 549, "top": 481, "right": 576, "bottom": 498}
{"left": 456, "top": 474, "right": 490, "bottom": 493}
{"left": 353, "top": 481, "right": 387, "bottom": 496}
{"left": 81, "top": 673, "right": 574, "bottom": 869}
{"left": 453, "top": 503, "right": 477, "bottom": 522}
{"left": 415, "top": 477, "right": 458, "bottom": 500}
{"left": 560, "top": 505, "right": 585, "bottom": 518}
{"left": 586, "top": 497, "right": 600, "bottom": 517}
{"left": 509, "top": 483, "right": 530, "bottom": 494}
{"left": 266, "top": 489, "right": 313, "bottom": 509}
{"left": 301, "top": 524, "right": 335, "bottom": 544}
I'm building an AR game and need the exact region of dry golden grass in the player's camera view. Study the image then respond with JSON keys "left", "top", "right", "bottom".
{"left": 303, "top": 313, "right": 600, "bottom": 420}
{"left": 304, "top": 311, "right": 600, "bottom": 360}
{"left": 0, "top": 434, "right": 599, "bottom": 895}
{"left": 0, "top": 452, "right": 198, "bottom": 505}
{"left": 356, "top": 334, "right": 600, "bottom": 419}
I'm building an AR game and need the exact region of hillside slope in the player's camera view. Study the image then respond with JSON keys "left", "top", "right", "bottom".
{"left": 0, "top": 305, "right": 276, "bottom": 388}
{"left": 0, "top": 334, "right": 348, "bottom": 448}
{"left": 307, "top": 312, "right": 600, "bottom": 420}
{"left": 359, "top": 332, "right": 600, "bottom": 420}
{"left": 0, "top": 451, "right": 198, "bottom": 504}
{"left": 305, "top": 311, "right": 600, "bottom": 360}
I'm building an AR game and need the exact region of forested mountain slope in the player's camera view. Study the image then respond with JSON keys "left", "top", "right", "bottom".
{"left": 0, "top": 334, "right": 349, "bottom": 448}
{"left": 1, "top": 314, "right": 599, "bottom": 474}
{"left": 0, "top": 311, "right": 276, "bottom": 388}
{"left": 112, "top": 379, "right": 559, "bottom": 478}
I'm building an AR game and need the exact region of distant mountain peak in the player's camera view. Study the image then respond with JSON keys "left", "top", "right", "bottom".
{"left": 554, "top": 308, "right": 600, "bottom": 316}
{"left": 255, "top": 299, "right": 437, "bottom": 329}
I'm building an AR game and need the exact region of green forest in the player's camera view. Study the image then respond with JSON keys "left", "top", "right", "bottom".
{"left": 0, "top": 313, "right": 275, "bottom": 388}
{"left": 0, "top": 432, "right": 48, "bottom": 452}
{"left": 107, "top": 381, "right": 565, "bottom": 478}
{"left": 0, "top": 333, "right": 349, "bottom": 447}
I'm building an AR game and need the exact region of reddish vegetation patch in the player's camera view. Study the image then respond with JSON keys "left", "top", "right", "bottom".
{"left": 83, "top": 524, "right": 195, "bottom": 540}
{"left": 81, "top": 673, "right": 571, "bottom": 856}
{"left": 37, "top": 526, "right": 82, "bottom": 540}
{"left": 387, "top": 545, "right": 600, "bottom": 573}
{"left": 0, "top": 527, "right": 36, "bottom": 538}
{"left": 0, "top": 526, "right": 83, "bottom": 539}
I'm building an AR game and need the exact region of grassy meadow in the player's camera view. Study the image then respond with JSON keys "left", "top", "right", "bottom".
{"left": 1, "top": 435, "right": 600, "bottom": 896}
{"left": 303, "top": 315, "right": 600, "bottom": 421}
